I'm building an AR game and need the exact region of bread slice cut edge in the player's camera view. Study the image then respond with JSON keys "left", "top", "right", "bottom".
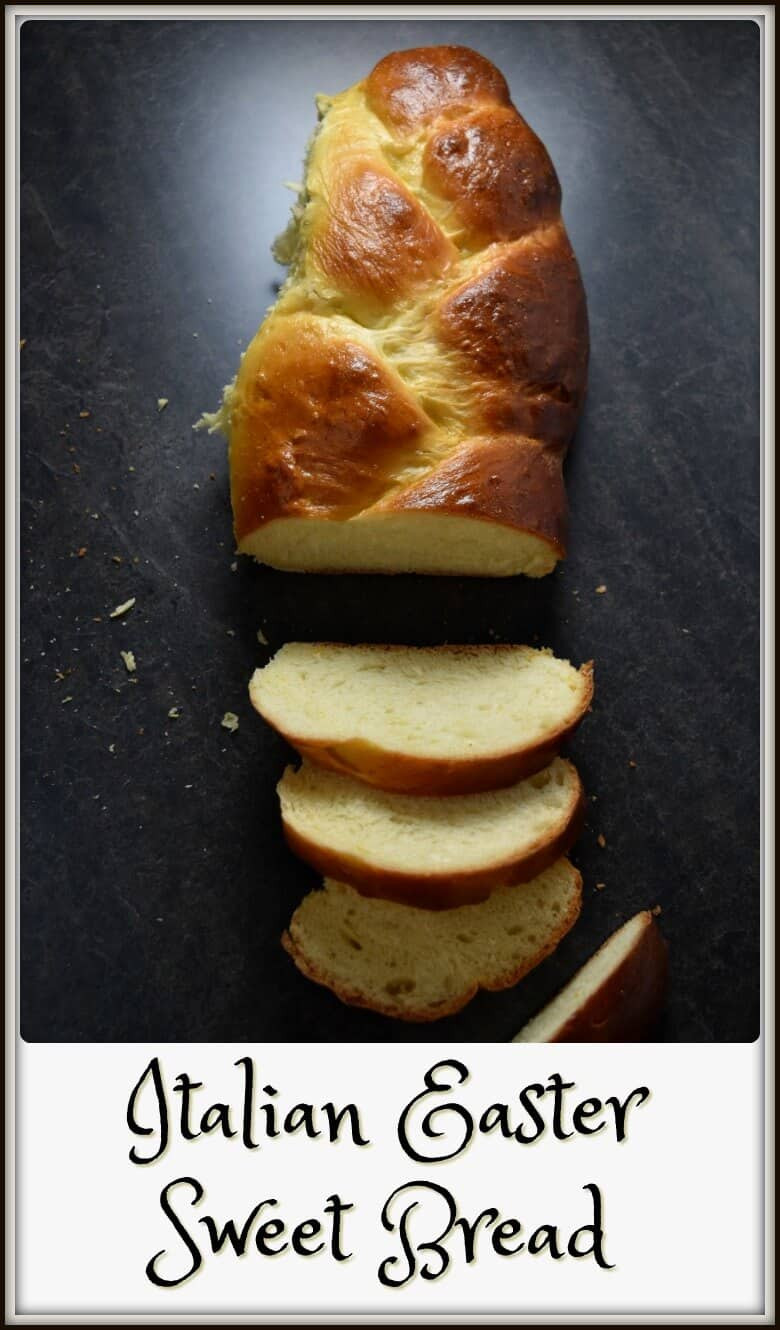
{"left": 513, "top": 910, "right": 668, "bottom": 1043}
{"left": 238, "top": 512, "right": 561, "bottom": 578}
{"left": 282, "top": 860, "right": 583, "bottom": 1022}
{"left": 250, "top": 644, "right": 594, "bottom": 797}
{"left": 278, "top": 758, "right": 586, "bottom": 909}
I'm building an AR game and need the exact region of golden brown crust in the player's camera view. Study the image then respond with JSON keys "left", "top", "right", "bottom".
{"left": 225, "top": 45, "right": 589, "bottom": 574}
{"left": 437, "top": 226, "right": 589, "bottom": 447}
{"left": 280, "top": 769, "right": 586, "bottom": 910}
{"left": 381, "top": 435, "right": 568, "bottom": 555}
{"left": 546, "top": 914, "right": 669, "bottom": 1042}
{"left": 253, "top": 653, "right": 594, "bottom": 796}
{"left": 230, "top": 318, "right": 433, "bottom": 537}
{"left": 280, "top": 866, "right": 583, "bottom": 1022}
{"left": 309, "top": 160, "right": 455, "bottom": 307}
{"left": 365, "top": 44, "right": 511, "bottom": 134}
{"left": 423, "top": 105, "right": 561, "bottom": 247}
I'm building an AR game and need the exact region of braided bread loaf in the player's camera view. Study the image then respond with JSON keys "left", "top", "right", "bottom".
{"left": 213, "top": 45, "right": 589, "bottom": 576}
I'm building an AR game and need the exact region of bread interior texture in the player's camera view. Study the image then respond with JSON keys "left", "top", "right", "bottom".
{"left": 284, "top": 861, "right": 582, "bottom": 1020}
{"left": 279, "top": 757, "right": 578, "bottom": 875}
{"left": 252, "top": 643, "right": 588, "bottom": 757}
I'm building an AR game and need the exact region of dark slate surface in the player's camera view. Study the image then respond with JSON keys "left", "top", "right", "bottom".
{"left": 20, "top": 18, "right": 760, "bottom": 1042}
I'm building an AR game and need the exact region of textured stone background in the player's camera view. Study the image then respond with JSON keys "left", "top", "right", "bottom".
{"left": 19, "top": 18, "right": 760, "bottom": 1041}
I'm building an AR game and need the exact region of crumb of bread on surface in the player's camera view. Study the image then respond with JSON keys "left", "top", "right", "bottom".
{"left": 157, "top": 398, "right": 169, "bottom": 412}
{"left": 257, "top": 628, "right": 269, "bottom": 645}
{"left": 595, "top": 882, "right": 606, "bottom": 890}
{"left": 595, "top": 584, "right": 607, "bottom": 594}
{"left": 597, "top": 833, "right": 607, "bottom": 848}
{"left": 72, "top": 463, "right": 80, "bottom": 474}
{"left": 628, "top": 758, "right": 637, "bottom": 768}
{"left": 19, "top": 338, "right": 26, "bottom": 349}
{"left": 61, "top": 696, "right": 73, "bottom": 704}
{"left": 221, "top": 711, "right": 239, "bottom": 733}
{"left": 230, "top": 561, "right": 238, "bottom": 572}
{"left": 111, "top": 554, "right": 122, "bottom": 564}
{"left": 193, "top": 483, "right": 200, "bottom": 490}
{"left": 651, "top": 904, "right": 662, "bottom": 916}
{"left": 77, "top": 547, "right": 87, "bottom": 557}
{"left": 79, "top": 410, "right": 91, "bottom": 419}
{"left": 168, "top": 707, "right": 181, "bottom": 719}
{"left": 120, "top": 650, "right": 136, "bottom": 673}
{"left": 226, "top": 629, "right": 235, "bottom": 637}
{"left": 109, "top": 597, "right": 136, "bottom": 619}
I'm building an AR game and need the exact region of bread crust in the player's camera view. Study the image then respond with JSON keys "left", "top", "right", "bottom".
{"left": 251, "top": 651, "right": 594, "bottom": 796}
{"left": 541, "top": 913, "right": 669, "bottom": 1042}
{"left": 365, "top": 44, "right": 512, "bottom": 133}
{"left": 309, "top": 159, "right": 457, "bottom": 307}
{"left": 279, "top": 764, "right": 586, "bottom": 909}
{"left": 380, "top": 435, "right": 569, "bottom": 558}
{"left": 230, "top": 317, "right": 432, "bottom": 537}
{"left": 422, "top": 105, "right": 561, "bottom": 247}
{"left": 281, "top": 864, "right": 583, "bottom": 1021}
{"left": 224, "top": 45, "right": 589, "bottom": 575}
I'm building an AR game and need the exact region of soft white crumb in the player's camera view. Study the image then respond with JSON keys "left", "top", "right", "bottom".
{"left": 257, "top": 628, "right": 268, "bottom": 646}
{"left": 230, "top": 561, "right": 238, "bottom": 572}
{"left": 221, "top": 711, "right": 239, "bottom": 733}
{"left": 120, "top": 650, "right": 136, "bottom": 673}
{"left": 168, "top": 707, "right": 181, "bottom": 719}
{"left": 157, "top": 398, "right": 169, "bottom": 412}
{"left": 109, "top": 597, "right": 136, "bottom": 619}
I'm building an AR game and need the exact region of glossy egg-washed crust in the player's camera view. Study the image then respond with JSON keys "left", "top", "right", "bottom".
{"left": 280, "top": 764, "right": 586, "bottom": 910}
{"left": 250, "top": 655, "right": 594, "bottom": 796}
{"left": 227, "top": 45, "right": 588, "bottom": 568}
{"left": 544, "top": 913, "right": 669, "bottom": 1042}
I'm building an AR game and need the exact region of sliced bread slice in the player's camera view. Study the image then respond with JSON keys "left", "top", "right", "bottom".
{"left": 282, "top": 860, "right": 583, "bottom": 1022}
{"left": 513, "top": 910, "right": 668, "bottom": 1043}
{"left": 278, "top": 756, "right": 584, "bottom": 909}
{"left": 250, "top": 643, "right": 593, "bottom": 795}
